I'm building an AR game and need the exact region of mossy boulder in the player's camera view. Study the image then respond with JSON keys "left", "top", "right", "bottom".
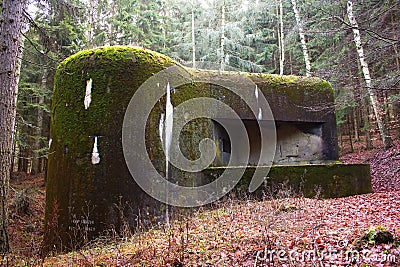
{"left": 353, "top": 226, "right": 397, "bottom": 250}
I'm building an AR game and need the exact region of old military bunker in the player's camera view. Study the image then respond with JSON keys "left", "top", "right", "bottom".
{"left": 45, "top": 46, "right": 371, "bottom": 250}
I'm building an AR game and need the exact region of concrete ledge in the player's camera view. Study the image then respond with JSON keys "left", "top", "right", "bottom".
{"left": 202, "top": 163, "right": 372, "bottom": 198}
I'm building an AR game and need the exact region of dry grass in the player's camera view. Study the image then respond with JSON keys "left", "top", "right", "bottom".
{"left": 40, "top": 191, "right": 400, "bottom": 267}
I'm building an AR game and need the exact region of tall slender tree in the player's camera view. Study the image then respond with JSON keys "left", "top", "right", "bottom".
{"left": 220, "top": 2, "right": 226, "bottom": 71}
{"left": 290, "top": 0, "right": 311, "bottom": 77}
{"left": 347, "top": 0, "right": 393, "bottom": 149}
{"left": 191, "top": 9, "right": 196, "bottom": 68}
{"left": 0, "top": 0, "right": 26, "bottom": 252}
{"left": 276, "top": 0, "right": 284, "bottom": 75}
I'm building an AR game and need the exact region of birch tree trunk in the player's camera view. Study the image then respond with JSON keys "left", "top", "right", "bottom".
{"left": 347, "top": 0, "right": 392, "bottom": 149}
{"left": 192, "top": 9, "right": 196, "bottom": 69}
{"left": 356, "top": 57, "right": 373, "bottom": 149}
{"left": 291, "top": 0, "right": 311, "bottom": 77}
{"left": 0, "top": 0, "right": 26, "bottom": 252}
{"left": 220, "top": 3, "right": 225, "bottom": 71}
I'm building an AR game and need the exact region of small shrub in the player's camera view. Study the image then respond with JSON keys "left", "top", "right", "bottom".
{"left": 353, "top": 226, "right": 395, "bottom": 250}
{"left": 274, "top": 203, "right": 300, "bottom": 214}
{"left": 12, "top": 189, "right": 30, "bottom": 215}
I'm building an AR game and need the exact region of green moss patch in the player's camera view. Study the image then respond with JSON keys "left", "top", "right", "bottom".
{"left": 203, "top": 163, "right": 372, "bottom": 199}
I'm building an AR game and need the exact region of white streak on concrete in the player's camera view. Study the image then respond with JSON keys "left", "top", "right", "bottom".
{"left": 84, "top": 78, "right": 93, "bottom": 109}
{"left": 159, "top": 113, "right": 165, "bottom": 145}
{"left": 91, "top": 136, "right": 100, "bottom": 164}
{"left": 165, "top": 82, "right": 173, "bottom": 163}
{"left": 255, "top": 85, "right": 262, "bottom": 120}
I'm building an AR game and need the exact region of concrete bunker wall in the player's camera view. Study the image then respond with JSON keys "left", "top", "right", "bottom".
{"left": 212, "top": 120, "right": 328, "bottom": 166}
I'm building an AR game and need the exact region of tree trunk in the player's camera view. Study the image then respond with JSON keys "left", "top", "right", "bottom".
{"left": 391, "top": 11, "right": 400, "bottom": 72}
{"left": 347, "top": 0, "right": 392, "bottom": 149}
{"left": 88, "top": 0, "right": 95, "bottom": 47}
{"left": 192, "top": 9, "right": 196, "bottom": 69}
{"left": 348, "top": 114, "right": 354, "bottom": 153}
{"left": 0, "top": 0, "right": 26, "bottom": 252}
{"left": 220, "top": 3, "right": 225, "bottom": 71}
{"left": 276, "top": 0, "right": 284, "bottom": 75}
{"left": 31, "top": 68, "right": 46, "bottom": 175}
{"left": 291, "top": 0, "right": 311, "bottom": 77}
{"left": 363, "top": 103, "right": 373, "bottom": 149}
{"left": 109, "top": 0, "right": 115, "bottom": 46}
{"left": 279, "top": 0, "right": 284, "bottom": 75}
{"left": 353, "top": 107, "right": 360, "bottom": 142}
{"left": 394, "top": 45, "right": 400, "bottom": 72}
{"left": 356, "top": 56, "right": 373, "bottom": 149}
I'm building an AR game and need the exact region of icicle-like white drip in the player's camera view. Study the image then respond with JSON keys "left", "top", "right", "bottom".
{"left": 84, "top": 78, "right": 93, "bottom": 109}
{"left": 48, "top": 138, "right": 52, "bottom": 148}
{"left": 164, "top": 82, "right": 174, "bottom": 227}
{"left": 255, "top": 85, "right": 263, "bottom": 120}
{"left": 165, "top": 82, "right": 174, "bottom": 163}
{"left": 159, "top": 113, "right": 165, "bottom": 145}
{"left": 91, "top": 136, "right": 100, "bottom": 164}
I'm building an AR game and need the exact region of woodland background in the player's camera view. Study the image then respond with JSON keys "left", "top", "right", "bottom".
{"left": 0, "top": 0, "right": 400, "bottom": 265}
{"left": 10, "top": 0, "right": 400, "bottom": 176}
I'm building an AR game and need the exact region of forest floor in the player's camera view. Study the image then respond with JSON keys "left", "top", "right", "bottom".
{"left": 4, "top": 139, "right": 400, "bottom": 266}
{"left": 340, "top": 139, "right": 400, "bottom": 192}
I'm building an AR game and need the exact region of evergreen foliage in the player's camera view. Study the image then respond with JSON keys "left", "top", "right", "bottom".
{"left": 15, "top": 0, "right": 400, "bottom": 173}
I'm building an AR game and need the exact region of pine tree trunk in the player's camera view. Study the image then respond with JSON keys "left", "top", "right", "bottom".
{"left": 109, "top": 0, "right": 115, "bottom": 46}
{"left": 192, "top": 9, "right": 196, "bottom": 69}
{"left": 348, "top": 114, "right": 354, "bottom": 153}
{"left": 279, "top": 0, "right": 284, "bottom": 75}
{"left": 32, "top": 68, "right": 46, "bottom": 175}
{"left": 392, "top": 12, "right": 400, "bottom": 72}
{"left": 394, "top": 45, "right": 400, "bottom": 72}
{"left": 347, "top": 0, "right": 392, "bottom": 149}
{"left": 88, "top": 0, "right": 96, "bottom": 47}
{"left": 339, "top": 127, "right": 343, "bottom": 151}
{"left": 391, "top": 11, "right": 400, "bottom": 137}
{"left": 353, "top": 107, "right": 360, "bottom": 142}
{"left": 275, "top": 1, "right": 281, "bottom": 74}
{"left": 220, "top": 3, "right": 225, "bottom": 71}
{"left": 0, "top": 0, "right": 26, "bottom": 252}
{"left": 363, "top": 103, "right": 373, "bottom": 149}
{"left": 291, "top": 0, "right": 311, "bottom": 77}
{"left": 276, "top": 0, "right": 284, "bottom": 75}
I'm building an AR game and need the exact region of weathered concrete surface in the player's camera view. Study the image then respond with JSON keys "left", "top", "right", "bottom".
{"left": 202, "top": 164, "right": 372, "bottom": 199}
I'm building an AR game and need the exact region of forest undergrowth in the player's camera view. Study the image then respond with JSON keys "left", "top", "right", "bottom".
{"left": 3, "top": 138, "right": 400, "bottom": 267}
